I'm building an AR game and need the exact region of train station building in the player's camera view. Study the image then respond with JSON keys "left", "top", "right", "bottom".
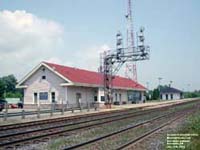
{"left": 17, "top": 62, "right": 146, "bottom": 108}
{"left": 160, "top": 86, "right": 183, "bottom": 100}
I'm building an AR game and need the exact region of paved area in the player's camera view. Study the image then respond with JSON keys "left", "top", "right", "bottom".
{"left": 0, "top": 98, "right": 198, "bottom": 125}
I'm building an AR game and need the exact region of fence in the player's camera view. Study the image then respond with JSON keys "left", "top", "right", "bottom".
{"left": 0, "top": 102, "right": 99, "bottom": 121}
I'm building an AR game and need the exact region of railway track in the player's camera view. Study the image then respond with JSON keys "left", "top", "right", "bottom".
{"left": 0, "top": 99, "right": 199, "bottom": 150}
{"left": 0, "top": 106, "right": 171, "bottom": 148}
{"left": 0, "top": 105, "right": 144, "bottom": 130}
{"left": 63, "top": 103, "right": 199, "bottom": 150}
{"left": 0, "top": 99, "right": 195, "bottom": 131}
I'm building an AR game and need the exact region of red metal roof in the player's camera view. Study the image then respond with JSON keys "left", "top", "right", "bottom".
{"left": 44, "top": 62, "right": 146, "bottom": 90}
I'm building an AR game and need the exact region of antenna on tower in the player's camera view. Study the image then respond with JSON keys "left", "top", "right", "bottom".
{"left": 125, "top": 0, "right": 137, "bottom": 81}
{"left": 125, "top": 63, "right": 137, "bottom": 80}
{"left": 101, "top": 0, "right": 150, "bottom": 106}
{"left": 126, "top": 0, "right": 135, "bottom": 52}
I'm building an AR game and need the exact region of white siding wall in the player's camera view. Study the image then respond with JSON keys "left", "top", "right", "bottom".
{"left": 113, "top": 89, "right": 128, "bottom": 103}
{"left": 23, "top": 66, "right": 67, "bottom": 105}
{"left": 161, "top": 93, "right": 181, "bottom": 100}
{"left": 98, "top": 88, "right": 104, "bottom": 103}
{"left": 67, "top": 86, "right": 98, "bottom": 106}
{"left": 97, "top": 88, "right": 128, "bottom": 103}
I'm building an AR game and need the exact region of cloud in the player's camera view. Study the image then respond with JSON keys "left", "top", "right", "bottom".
{"left": 0, "top": 10, "right": 64, "bottom": 78}
{"left": 74, "top": 44, "right": 110, "bottom": 71}
{"left": 0, "top": 10, "right": 111, "bottom": 80}
{"left": 46, "top": 44, "right": 111, "bottom": 72}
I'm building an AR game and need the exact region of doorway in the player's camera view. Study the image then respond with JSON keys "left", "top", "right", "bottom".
{"left": 51, "top": 92, "right": 56, "bottom": 103}
{"left": 76, "top": 93, "right": 82, "bottom": 108}
{"left": 166, "top": 94, "right": 168, "bottom": 100}
{"left": 34, "top": 93, "right": 38, "bottom": 104}
{"left": 170, "top": 94, "right": 173, "bottom": 100}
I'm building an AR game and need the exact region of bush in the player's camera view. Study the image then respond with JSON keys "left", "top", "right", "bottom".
{"left": 6, "top": 92, "right": 23, "bottom": 99}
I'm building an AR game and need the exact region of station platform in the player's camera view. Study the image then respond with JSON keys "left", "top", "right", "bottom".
{"left": 0, "top": 98, "right": 198, "bottom": 125}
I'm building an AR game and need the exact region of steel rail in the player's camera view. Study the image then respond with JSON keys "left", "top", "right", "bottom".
{"left": 0, "top": 99, "right": 195, "bottom": 131}
{"left": 0, "top": 106, "right": 143, "bottom": 130}
{"left": 0, "top": 104, "right": 172, "bottom": 146}
{"left": 0, "top": 100, "right": 198, "bottom": 149}
{"left": 64, "top": 107, "right": 195, "bottom": 150}
{"left": 116, "top": 110, "right": 195, "bottom": 150}
{"left": 63, "top": 112, "right": 177, "bottom": 150}
{"left": 0, "top": 99, "right": 193, "bottom": 139}
{"left": 0, "top": 107, "right": 160, "bottom": 139}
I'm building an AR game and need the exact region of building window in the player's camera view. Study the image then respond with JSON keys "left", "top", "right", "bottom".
{"left": 76, "top": 93, "right": 82, "bottom": 107}
{"left": 170, "top": 94, "right": 173, "bottom": 100}
{"left": 101, "top": 96, "right": 105, "bottom": 101}
{"left": 42, "top": 75, "right": 46, "bottom": 80}
{"left": 51, "top": 92, "right": 56, "bottom": 103}
{"left": 128, "top": 91, "right": 141, "bottom": 103}
{"left": 39, "top": 92, "right": 48, "bottom": 100}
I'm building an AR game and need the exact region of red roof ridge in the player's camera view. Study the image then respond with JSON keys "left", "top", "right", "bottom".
{"left": 43, "top": 61, "right": 146, "bottom": 90}
{"left": 44, "top": 61, "right": 103, "bottom": 75}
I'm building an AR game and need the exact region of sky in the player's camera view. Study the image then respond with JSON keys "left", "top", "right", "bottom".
{"left": 0, "top": 0, "right": 199, "bottom": 91}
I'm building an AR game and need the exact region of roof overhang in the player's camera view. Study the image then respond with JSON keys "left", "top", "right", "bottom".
{"left": 65, "top": 82, "right": 146, "bottom": 91}
{"left": 113, "top": 86, "right": 146, "bottom": 91}
{"left": 16, "top": 62, "right": 73, "bottom": 88}
{"left": 16, "top": 85, "right": 28, "bottom": 89}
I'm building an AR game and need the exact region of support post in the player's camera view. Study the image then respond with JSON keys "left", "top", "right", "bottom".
{"left": 87, "top": 102, "right": 90, "bottom": 112}
{"left": 80, "top": 103, "right": 82, "bottom": 112}
{"left": 61, "top": 102, "right": 64, "bottom": 115}
{"left": 50, "top": 103, "right": 54, "bottom": 117}
{"left": 22, "top": 109, "right": 25, "bottom": 119}
{"left": 3, "top": 111, "right": 7, "bottom": 121}
{"left": 3, "top": 103, "right": 8, "bottom": 121}
{"left": 71, "top": 107, "right": 74, "bottom": 113}
{"left": 94, "top": 103, "right": 97, "bottom": 111}
{"left": 37, "top": 107, "right": 40, "bottom": 119}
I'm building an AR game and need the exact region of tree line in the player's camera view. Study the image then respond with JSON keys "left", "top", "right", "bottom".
{"left": 0, "top": 74, "right": 23, "bottom": 99}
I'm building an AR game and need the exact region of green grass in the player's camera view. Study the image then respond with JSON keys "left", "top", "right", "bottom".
{"left": 165, "top": 111, "right": 200, "bottom": 150}
{"left": 182, "top": 112, "right": 200, "bottom": 150}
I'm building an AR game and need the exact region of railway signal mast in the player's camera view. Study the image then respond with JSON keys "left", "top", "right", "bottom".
{"left": 101, "top": 0, "right": 150, "bottom": 106}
